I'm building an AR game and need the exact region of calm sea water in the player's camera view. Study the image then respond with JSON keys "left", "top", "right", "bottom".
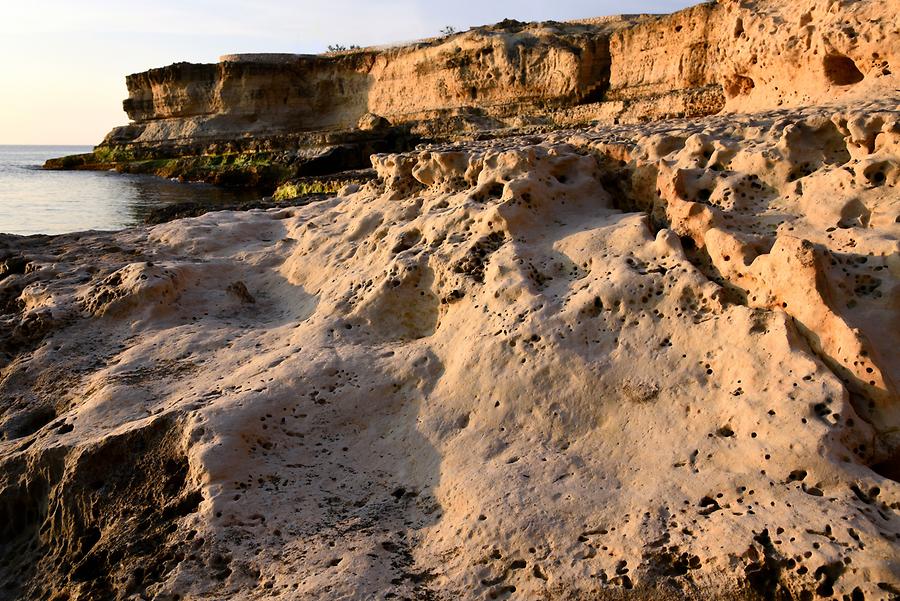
{"left": 0, "top": 146, "right": 261, "bottom": 236}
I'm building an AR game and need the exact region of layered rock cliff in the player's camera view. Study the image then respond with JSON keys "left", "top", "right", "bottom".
{"left": 46, "top": 0, "right": 899, "bottom": 192}
{"left": 601, "top": 0, "right": 898, "bottom": 120}
{"left": 112, "top": 0, "right": 899, "bottom": 145}
{"left": 9, "top": 0, "right": 900, "bottom": 599}
{"left": 110, "top": 18, "right": 631, "bottom": 151}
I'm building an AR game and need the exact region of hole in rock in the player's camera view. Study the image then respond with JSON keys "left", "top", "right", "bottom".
{"left": 870, "top": 447, "right": 900, "bottom": 482}
{"left": 725, "top": 74, "right": 755, "bottom": 98}
{"left": 863, "top": 162, "right": 891, "bottom": 187}
{"left": 823, "top": 55, "right": 864, "bottom": 86}
{"left": 1, "top": 405, "right": 56, "bottom": 440}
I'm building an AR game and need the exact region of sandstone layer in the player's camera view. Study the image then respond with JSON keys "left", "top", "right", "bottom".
{"left": 9, "top": 0, "right": 900, "bottom": 599}
{"left": 45, "top": 0, "right": 900, "bottom": 192}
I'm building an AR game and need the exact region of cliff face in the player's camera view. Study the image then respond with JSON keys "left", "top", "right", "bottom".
{"left": 120, "top": 55, "right": 376, "bottom": 141}
{"left": 111, "top": 19, "right": 632, "bottom": 151}
{"left": 109, "top": 0, "right": 898, "bottom": 151}
{"left": 363, "top": 20, "right": 615, "bottom": 119}
{"left": 46, "top": 0, "right": 898, "bottom": 191}
{"left": 606, "top": 0, "right": 899, "bottom": 117}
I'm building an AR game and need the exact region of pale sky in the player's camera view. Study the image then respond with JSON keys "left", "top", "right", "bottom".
{"left": 0, "top": 0, "right": 693, "bottom": 145}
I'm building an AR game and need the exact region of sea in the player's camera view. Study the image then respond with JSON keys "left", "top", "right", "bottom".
{"left": 0, "top": 146, "right": 261, "bottom": 236}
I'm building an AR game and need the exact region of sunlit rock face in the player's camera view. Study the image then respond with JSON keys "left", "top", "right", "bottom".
{"left": 111, "top": 0, "right": 898, "bottom": 152}
{"left": 51, "top": 0, "right": 899, "bottom": 190}
{"left": 4, "top": 0, "right": 900, "bottom": 599}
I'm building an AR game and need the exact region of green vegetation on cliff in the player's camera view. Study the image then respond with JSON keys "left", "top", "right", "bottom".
{"left": 117, "top": 153, "right": 292, "bottom": 190}
{"left": 45, "top": 149, "right": 293, "bottom": 192}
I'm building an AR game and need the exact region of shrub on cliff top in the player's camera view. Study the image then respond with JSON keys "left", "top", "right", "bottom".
{"left": 326, "top": 44, "right": 360, "bottom": 53}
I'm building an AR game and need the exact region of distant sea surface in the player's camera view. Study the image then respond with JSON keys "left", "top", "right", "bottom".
{"left": 0, "top": 146, "right": 261, "bottom": 236}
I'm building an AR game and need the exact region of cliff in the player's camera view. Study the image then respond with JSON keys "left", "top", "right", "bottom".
{"left": 45, "top": 0, "right": 899, "bottom": 191}
{"left": 110, "top": 18, "right": 631, "bottom": 151}
{"left": 604, "top": 0, "right": 898, "bottom": 118}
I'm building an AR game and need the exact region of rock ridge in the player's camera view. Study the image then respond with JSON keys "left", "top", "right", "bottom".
{"left": 5, "top": 95, "right": 900, "bottom": 600}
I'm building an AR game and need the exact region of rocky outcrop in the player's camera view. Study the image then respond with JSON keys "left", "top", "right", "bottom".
{"left": 12, "top": 3, "right": 900, "bottom": 597}
{"left": 5, "top": 92, "right": 900, "bottom": 600}
{"left": 112, "top": 19, "right": 632, "bottom": 151}
{"left": 111, "top": 0, "right": 899, "bottom": 146}
{"left": 600, "top": 0, "right": 899, "bottom": 121}
{"left": 45, "top": 0, "right": 898, "bottom": 190}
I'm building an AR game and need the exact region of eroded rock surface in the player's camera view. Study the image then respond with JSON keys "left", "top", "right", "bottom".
{"left": 3, "top": 92, "right": 900, "bottom": 599}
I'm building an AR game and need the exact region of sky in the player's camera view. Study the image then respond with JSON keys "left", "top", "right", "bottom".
{"left": 0, "top": 0, "right": 693, "bottom": 145}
